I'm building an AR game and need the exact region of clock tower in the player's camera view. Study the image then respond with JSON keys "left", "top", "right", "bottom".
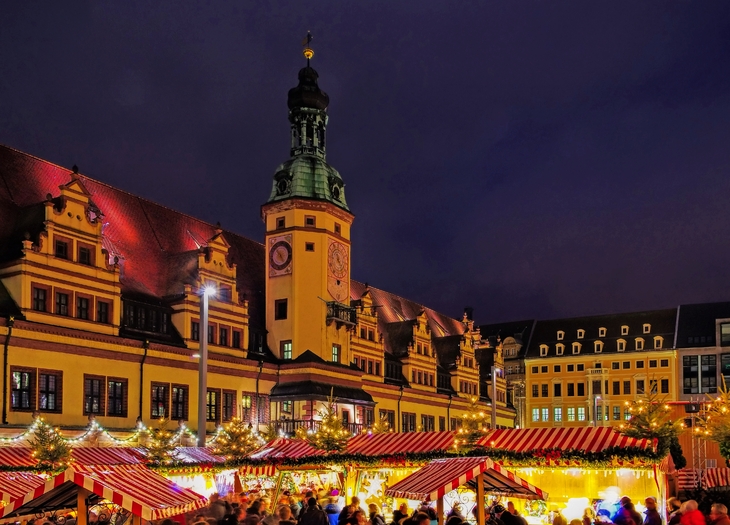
{"left": 261, "top": 37, "right": 355, "bottom": 364}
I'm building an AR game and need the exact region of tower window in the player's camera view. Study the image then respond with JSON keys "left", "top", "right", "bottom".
{"left": 305, "top": 216, "right": 316, "bottom": 227}
{"left": 276, "top": 217, "right": 285, "bottom": 229}
{"left": 332, "top": 344, "right": 341, "bottom": 363}
{"left": 305, "top": 242, "right": 315, "bottom": 252}
{"left": 281, "top": 341, "right": 292, "bottom": 360}
{"left": 334, "top": 223, "right": 341, "bottom": 235}
{"left": 275, "top": 299, "right": 288, "bottom": 320}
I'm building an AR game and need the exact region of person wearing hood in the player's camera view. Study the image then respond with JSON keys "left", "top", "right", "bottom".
{"left": 643, "top": 498, "right": 661, "bottom": 525}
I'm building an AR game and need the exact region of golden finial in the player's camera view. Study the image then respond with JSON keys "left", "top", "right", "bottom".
{"left": 302, "top": 31, "right": 314, "bottom": 64}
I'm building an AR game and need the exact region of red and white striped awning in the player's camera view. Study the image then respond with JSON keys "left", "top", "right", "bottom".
{"left": 172, "top": 447, "right": 226, "bottom": 464}
{"left": 477, "top": 427, "right": 652, "bottom": 453}
{"left": 703, "top": 468, "right": 730, "bottom": 489}
{"left": 0, "top": 472, "right": 44, "bottom": 506}
{"left": 385, "top": 456, "right": 547, "bottom": 501}
{"left": 250, "top": 439, "right": 323, "bottom": 460}
{"left": 239, "top": 464, "right": 277, "bottom": 477}
{"left": 0, "top": 464, "right": 208, "bottom": 521}
{"left": 0, "top": 448, "right": 34, "bottom": 468}
{"left": 71, "top": 447, "right": 144, "bottom": 465}
{"left": 347, "top": 431, "right": 455, "bottom": 456}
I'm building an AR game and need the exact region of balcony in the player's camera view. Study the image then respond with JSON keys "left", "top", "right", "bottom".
{"left": 326, "top": 301, "right": 357, "bottom": 327}
{"left": 271, "top": 419, "right": 365, "bottom": 436}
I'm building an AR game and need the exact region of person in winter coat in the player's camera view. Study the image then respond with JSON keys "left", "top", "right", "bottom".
{"left": 368, "top": 504, "right": 385, "bottom": 525}
{"left": 612, "top": 498, "right": 641, "bottom": 525}
{"left": 325, "top": 499, "right": 341, "bottom": 525}
{"left": 391, "top": 505, "right": 409, "bottom": 525}
{"left": 679, "top": 500, "right": 705, "bottom": 525}
{"left": 710, "top": 504, "right": 730, "bottom": 525}
{"left": 299, "top": 499, "right": 329, "bottom": 525}
{"left": 643, "top": 498, "right": 661, "bottom": 525}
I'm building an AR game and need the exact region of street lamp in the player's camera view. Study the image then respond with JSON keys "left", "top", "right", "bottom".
{"left": 594, "top": 395, "right": 602, "bottom": 427}
{"left": 197, "top": 285, "right": 216, "bottom": 447}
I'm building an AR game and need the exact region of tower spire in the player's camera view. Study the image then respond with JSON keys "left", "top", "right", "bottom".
{"left": 302, "top": 31, "right": 314, "bottom": 67}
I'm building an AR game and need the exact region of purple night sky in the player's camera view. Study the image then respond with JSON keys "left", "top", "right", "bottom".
{"left": 2, "top": 2, "right": 730, "bottom": 323}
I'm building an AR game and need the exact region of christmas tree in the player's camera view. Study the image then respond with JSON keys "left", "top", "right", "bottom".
{"left": 29, "top": 417, "right": 71, "bottom": 470}
{"left": 619, "top": 389, "right": 684, "bottom": 463}
{"left": 296, "top": 394, "right": 350, "bottom": 452}
{"left": 370, "top": 414, "right": 392, "bottom": 434}
{"left": 700, "top": 378, "right": 730, "bottom": 461}
{"left": 142, "top": 418, "right": 178, "bottom": 465}
{"left": 212, "top": 418, "right": 263, "bottom": 458}
{"left": 454, "top": 397, "right": 490, "bottom": 451}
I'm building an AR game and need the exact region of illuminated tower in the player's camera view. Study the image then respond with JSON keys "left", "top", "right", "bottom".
{"left": 262, "top": 34, "right": 355, "bottom": 365}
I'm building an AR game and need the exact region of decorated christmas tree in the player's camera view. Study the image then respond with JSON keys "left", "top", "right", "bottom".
{"left": 454, "top": 397, "right": 490, "bottom": 451}
{"left": 142, "top": 418, "right": 178, "bottom": 465}
{"left": 29, "top": 417, "right": 71, "bottom": 470}
{"left": 212, "top": 418, "right": 263, "bottom": 458}
{"left": 619, "top": 389, "right": 685, "bottom": 466}
{"left": 296, "top": 394, "right": 350, "bottom": 452}
{"left": 370, "top": 414, "right": 392, "bottom": 434}
{"left": 700, "top": 378, "right": 730, "bottom": 461}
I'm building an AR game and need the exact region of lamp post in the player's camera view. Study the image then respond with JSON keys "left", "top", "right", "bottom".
{"left": 197, "top": 285, "right": 215, "bottom": 447}
{"left": 594, "top": 395, "right": 602, "bottom": 427}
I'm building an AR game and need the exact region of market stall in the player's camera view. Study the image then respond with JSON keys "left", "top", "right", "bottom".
{"left": 0, "top": 472, "right": 45, "bottom": 507}
{"left": 0, "top": 463, "right": 208, "bottom": 524}
{"left": 386, "top": 456, "right": 547, "bottom": 525}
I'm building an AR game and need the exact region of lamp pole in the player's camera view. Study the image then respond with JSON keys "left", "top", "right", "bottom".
{"left": 197, "top": 286, "right": 215, "bottom": 447}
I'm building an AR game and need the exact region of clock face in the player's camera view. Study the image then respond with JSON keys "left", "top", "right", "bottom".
{"left": 328, "top": 241, "right": 348, "bottom": 280}
{"left": 269, "top": 240, "right": 292, "bottom": 271}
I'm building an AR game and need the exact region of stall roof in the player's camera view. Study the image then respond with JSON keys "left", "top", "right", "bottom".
{"left": 0, "top": 472, "right": 44, "bottom": 505}
{"left": 348, "top": 431, "right": 455, "bottom": 455}
{"left": 478, "top": 427, "right": 653, "bottom": 453}
{"left": 0, "top": 464, "right": 208, "bottom": 521}
{"left": 385, "top": 456, "right": 547, "bottom": 501}
{"left": 250, "top": 438, "right": 323, "bottom": 460}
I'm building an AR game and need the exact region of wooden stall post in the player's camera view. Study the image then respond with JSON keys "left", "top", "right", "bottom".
{"left": 76, "top": 488, "right": 91, "bottom": 525}
{"left": 437, "top": 497, "right": 444, "bottom": 525}
{"left": 476, "top": 474, "right": 485, "bottom": 525}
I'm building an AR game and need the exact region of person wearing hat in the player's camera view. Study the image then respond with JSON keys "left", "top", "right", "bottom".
{"left": 643, "top": 498, "right": 661, "bottom": 525}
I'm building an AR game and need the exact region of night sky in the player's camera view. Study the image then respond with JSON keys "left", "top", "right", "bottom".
{"left": 2, "top": 2, "right": 730, "bottom": 324}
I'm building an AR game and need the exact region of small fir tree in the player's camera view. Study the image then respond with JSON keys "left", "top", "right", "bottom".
{"left": 296, "top": 394, "right": 350, "bottom": 452}
{"left": 454, "top": 397, "right": 490, "bottom": 451}
{"left": 259, "top": 424, "right": 280, "bottom": 443}
{"left": 142, "top": 418, "right": 178, "bottom": 464}
{"left": 619, "top": 389, "right": 684, "bottom": 460}
{"left": 370, "top": 414, "right": 392, "bottom": 434}
{"left": 29, "top": 417, "right": 72, "bottom": 470}
{"left": 700, "top": 378, "right": 730, "bottom": 462}
{"left": 212, "top": 418, "right": 262, "bottom": 458}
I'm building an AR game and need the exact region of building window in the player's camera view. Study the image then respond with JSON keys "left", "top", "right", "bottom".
{"left": 554, "top": 365, "right": 561, "bottom": 373}
{"left": 599, "top": 327, "right": 607, "bottom": 337}
{"left": 97, "top": 301, "right": 110, "bottom": 323}
{"left": 554, "top": 383, "right": 562, "bottom": 397}
{"left": 540, "top": 345, "right": 548, "bottom": 357}
{"left": 381, "top": 410, "right": 396, "bottom": 430}
{"left": 191, "top": 321, "right": 199, "bottom": 341}
{"left": 421, "top": 415, "right": 435, "bottom": 432}
{"left": 402, "top": 412, "right": 416, "bottom": 432}
{"left": 232, "top": 331, "right": 241, "bottom": 349}
{"left": 623, "top": 361, "right": 630, "bottom": 369}
{"left": 32, "top": 287, "right": 47, "bottom": 312}
{"left": 654, "top": 336, "right": 663, "bottom": 349}
{"left": 305, "top": 242, "right": 315, "bottom": 252}
{"left": 611, "top": 362, "right": 619, "bottom": 370}
{"left": 661, "top": 359, "right": 669, "bottom": 367}
{"left": 151, "top": 383, "right": 168, "bottom": 418}
{"left": 541, "top": 408, "right": 549, "bottom": 422}
{"left": 541, "top": 366, "right": 548, "bottom": 373}
{"left": 650, "top": 379, "right": 658, "bottom": 395}
{"left": 222, "top": 391, "right": 236, "bottom": 422}
{"left": 624, "top": 408, "right": 631, "bottom": 420}
{"left": 613, "top": 381, "right": 620, "bottom": 395}
{"left": 722, "top": 323, "right": 730, "bottom": 346}
{"left": 76, "top": 297, "right": 90, "bottom": 320}
{"left": 532, "top": 385, "right": 539, "bottom": 398}
{"left": 219, "top": 327, "right": 228, "bottom": 347}
{"left": 661, "top": 379, "right": 669, "bottom": 394}
{"left": 541, "top": 384, "right": 548, "bottom": 397}
{"left": 572, "top": 342, "right": 581, "bottom": 354}
{"left": 649, "top": 359, "right": 657, "bottom": 368}
{"left": 207, "top": 325, "right": 214, "bottom": 344}
{"left": 577, "top": 329, "right": 585, "bottom": 339}
{"left": 567, "top": 364, "right": 574, "bottom": 372}
{"left": 84, "top": 376, "right": 104, "bottom": 415}
{"left": 636, "top": 380, "right": 645, "bottom": 394}
{"left": 683, "top": 355, "right": 717, "bottom": 394}
{"left": 557, "top": 331, "right": 564, "bottom": 340}
{"left": 439, "top": 416, "right": 446, "bottom": 431}
{"left": 617, "top": 339, "right": 626, "bottom": 352}
{"left": 636, "top": 360, "right": 645, "bottom": 369}
{"left": 218, "top": 285, "right": 233, "bottom": 302}
{"left": 206, "top": 390, "right": 219, "bottom": 422}
{"left": 623, "top": 381, "right": 631, "bottom": 395}
{"left": 281, "top": 341, "right": 292, "bottom": 360}
{"left": 334, "top": 223, "right": 341, "bottom": 235}
{"left": 55, "top": 292, "right": 69, "bottom": 316}
{"left": 567, "top": 383, "right": 575, "bottom": 396}
{"left": 531, "top": 408, "right": 539, "bottom": 422}
{"left": 531, "top": 366, "right": 538, "bottom": 374}
{"left": 55, "top": 239, "right": 69, "bottom": 259}
{"left": 556, "top": 344, "right": 564, "bottom": 356}
{"left": 171, "top": 385, "right": 188, "bottom": 420}
{"left": 577, "top": 364, "right": 584, "bottom": 371}
{"left": 332, "top": 344, "right": 341, "bottom": 363}
{"left": 621, "top": 325, "right": 629, "bottom": 335}
{"left": 281, "top": 400, "right": 292, "bottom": 414}
{"left": 594, "top": 341, "right": 603, "bottom": 353}
{"left": 78, "top": 246, "right": 92, "bottom": 265}
{"left": 107, "top": 379, "right": 126, "bottom": 417}
{"left": 11, "top": 369, "right": 33, "bottom": 411}
{"left": 577, "top": 383, "right": 585, "bottom": 396}
{"left": 276, "top": 217, "right": 285, "bottom": 229}
{"left": 635, "top": 338, "right": 644, "bottom": 351}
{"left": 275, "top": 299, "right": 288, "bottom": 320}
{"left": 567, "top": 407, "right": 575, "bottom": 421}
{"left": 554, "top": 407, "right": 562, "bottom": 422}
{"left": 643, "top": 324, "right": 651, "bottom": 334}
{"left": 305, "top": 215, "right": 316, "bottom": 227}
{"left": 596, "top": 406, "right": 603, "bottom": 422}
{"left": 577, "top": 407, "right": 586, "bottom": 421}
{"left": 38, "top": 372, "right": 61, "bottom": 412}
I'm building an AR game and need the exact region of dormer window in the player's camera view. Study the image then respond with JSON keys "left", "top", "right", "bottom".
{"left": 577, "top": 329, "right": 585, "bottom": 339}
{"left": 540, "top": 344, "right": 548, "bottom": 357}
{"left": 572, "top": 342, "right": 581, "bottom": 355}
{"left": 654, "top": 336, "right": 663, "bottom": 349}
{"left": 617, "top": 339, "right": 626, "bottom": 352}
{"left": 643, "top": 324, "right": 651, "bottom": 334}
{"left": 599, "top": 327, "right": 607, "bottom": 337}
{"left": 635, "top": 338, "right": 644, "bottom": 351}
{"left": 621, "top": 325, "right": 629, "bottom": 336}
{"left": 556, "top": 343, "right": 564, "bottom": 356}
{"left": 557, "top": 331, "right": 564, "bottom": 341}
{"left": 594, "top": 341, "right": 604, "bottom": 353}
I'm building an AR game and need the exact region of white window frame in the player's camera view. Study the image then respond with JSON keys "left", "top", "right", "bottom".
{"left": 540, "top": 344, "right": 548, "bottom": 357}
{"left": 577, "top": 329, "right": 585, "bottom": 339}
{"left": 557, "top": 331, "right": 564, "bottom": 341}
{"left": 599, "top": 327, "right": 607, "bottom": 337}
{"left": 617, "top": 339, "right": 626, "bottom": 352}
{"left": 643, "top": 323, "right": 651, "bottom": 334}
{"left": 635, "top": 338, "right": 644, "bottom": 351}
{"left": 654, "top": 336, "right": 663, "bottom": 349}
{"left": 556, "top": 343, "right": 564, "bottom": 356}
{"left": 621, "top": 325, "right": 629, "bottom": 335}
{"left": 572, "top": 342, "right": 581, "bottom": 355}
{"left": 594, "top": 341, "right": 604, "bottom": 353}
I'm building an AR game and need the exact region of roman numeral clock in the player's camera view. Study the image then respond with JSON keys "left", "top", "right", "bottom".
{"left": 268, "top": 235, "right": 292, "bottom": 277}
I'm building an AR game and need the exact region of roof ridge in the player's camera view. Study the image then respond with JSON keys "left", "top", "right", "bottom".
{"left": 536, "top": 307, "right": 678, "bottom": 324}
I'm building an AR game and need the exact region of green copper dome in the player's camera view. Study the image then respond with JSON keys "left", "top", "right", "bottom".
{"left": 268, "top": 155, "right": 349, "bottom": 211}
